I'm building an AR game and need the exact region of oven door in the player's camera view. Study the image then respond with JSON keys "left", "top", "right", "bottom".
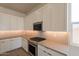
{"left": 28, "top": 42, "right": 38, "bottom": 56}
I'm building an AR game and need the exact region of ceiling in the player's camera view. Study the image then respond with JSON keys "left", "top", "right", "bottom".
{"left": 0, "top": 3, "right": 42, "bottom": 14}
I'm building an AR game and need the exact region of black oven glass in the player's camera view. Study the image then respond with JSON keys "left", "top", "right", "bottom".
{"left": 28, "top": 44, "right": 35, "bottom": 56}
{"left": 33, "top": 22, "right": 42, "bottom": 31}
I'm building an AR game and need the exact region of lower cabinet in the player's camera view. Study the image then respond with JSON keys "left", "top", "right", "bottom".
{"left": 38, "top": 48, "right": 51, "bottom": 56}
{"left": 22, "top": 38, "right": 28, "bottom": 52}
{"left": 0, "top": 37, "right": 22, "bottom": 53}
{"left": 9, "top": 37, "right": 22, "bottom": 50}
{"left": 0, "top": 37, "right": 66, "bottom": 56}
{"left": 38, "top": 45, "right": 66, "bottom": 56}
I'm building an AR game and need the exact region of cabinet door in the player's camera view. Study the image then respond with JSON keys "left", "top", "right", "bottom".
{"left": 16, "top": 17, "right": 24, "bottom": 30}
{"left": 0, "top": 13, "right": 24, "bottom": 31}
{"left": 33, "top": 7, "right": 43, "bottom": 22}
{"left": 9, "top": 37, "right": 22, "bottom": 50}
{"left": 42, "top": 4, "right": 67, "bottom": 31}
{"left": 0, "top": 39, "right": 10, "bottom": 53}
{"left": 38, "top": 45, "right": 52, "bottom": 56}
{"left": 10, "top": 15, "right": 24, "bottom": 30}
{"left": 50, "top": 4, "right": 67, "bottom": 31}
{"left": 22, "top": 38, "right": 28, "bottom": 52}
{"left": 24, "top": 14, "right": 34, "bottom": 30}
{"left": 0, "top": 37, "right": 22, "bottom": 53}
{"left": 42, "top": 4, "right": 51, "bottom": 31}
{"left": 38, "top": 45, "right": 65, "bottom": 56}
{"left": 38, "top": 48, "right": 51, "bottom": 56}
{"left": 0, "top": 13, "right": 10, "bottom": 30}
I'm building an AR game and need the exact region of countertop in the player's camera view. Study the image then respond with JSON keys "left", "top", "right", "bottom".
{"left": 0, "top": 30, "right": 69, "bottom": 55}
{"left": 39, "top": 39, "right": 69, "bottom": 55}
{"left": 22, "top": 31, "right": 68, "bottom": 55}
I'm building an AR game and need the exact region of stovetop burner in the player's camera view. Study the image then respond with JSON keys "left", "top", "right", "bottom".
{"left": 30, "top": 37, "right": 46, "bottom": 42}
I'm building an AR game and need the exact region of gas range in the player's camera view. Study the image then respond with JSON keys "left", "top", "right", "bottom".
{"left": 28, "top": 37, "right": 46, "bottom": 56}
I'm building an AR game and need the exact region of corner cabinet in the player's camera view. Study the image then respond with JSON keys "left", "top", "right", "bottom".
{"left": 42, "top": 4, "right": 67, "bottom": 31}
{"left": 38, "top": 45, "right": 66, "bottom": 56}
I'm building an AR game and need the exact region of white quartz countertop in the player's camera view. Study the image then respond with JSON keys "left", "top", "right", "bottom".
{"left": 39, "top": 39, "right": 79, "bottom": 56}
{"left": 38, "top": 39, "right": 69, "bottom": 55}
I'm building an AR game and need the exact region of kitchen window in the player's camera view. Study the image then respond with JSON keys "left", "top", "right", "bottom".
{"left": 72, "top": 22, "right": 79, "bottom": 45}
{"left": 71, "top": 0, "right": 79, "bottom": 46}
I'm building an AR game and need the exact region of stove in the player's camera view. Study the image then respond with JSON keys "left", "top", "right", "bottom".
{"left": 28, "top": 37, "right": 46, "bottom": 56}
{"left": 30, "top": 37, "right": 46, "bottom": 42}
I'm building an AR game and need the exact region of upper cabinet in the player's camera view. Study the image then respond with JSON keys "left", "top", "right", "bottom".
{"left": 42, "top": 4, "right": 51, "bottom": 31}
{"left": 24, "top": 4, "right": 67, "bottom": 31}
{"left": 0, "top": 13, "right": 24, "bottom": 30}
{"left": 33, "top": 7, "right": 43, "bottom": 22}
{"left": 42, "top": 4, "right": 67, "bottom": 31}
{"left": 0, "top": 13, "right": 10, "bottom": 30}
{"left": 10, "top": 15, "right": 24, "bottom": 30}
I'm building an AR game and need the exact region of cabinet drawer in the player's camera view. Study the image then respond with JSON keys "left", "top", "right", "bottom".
{"left": 38, "top": 45, "right": 66, "bottom": 56}
{"left": 38, "top": 48, "right": 51, "bottom": 56}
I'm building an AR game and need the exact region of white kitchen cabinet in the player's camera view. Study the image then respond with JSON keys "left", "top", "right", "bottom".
{"left": 42, "top": 4, "right": 67, "bottom": 31}
{"left": 33, "top": 8, "right": 43, "bottom": 22}
{"left": 42, "top": 4, "right": 51, "bottom": 31}
{"left": 22, "top": 38, "right": 28, "bottom": 52}
{"left": 24, "top": 14, "right": 34, "bottom": 30}
{"left": 24, "top": 4, "right": 67, "bottom": 31}
{"left": 0, "top": 13, "right": 10, "bottom": 30}
{"left": 0, "top": 37, "right": 22, "bottom": 53}
{"left": 9, "top": 37, "right": 22, "bottom": 50}
{"left": 38, "top": 45, "right": 66, "bottom": 56}
{"left": 0, "top": 13, "right": 24, "bottom": 30}
{"left": 10, "top": 15, "right": 24, "bottom": 30}
{"left": 38, "top": 48, "right": 51, "bottom": 56}
{"left": 0, "top": 39, "right": 10, "bottom": 53}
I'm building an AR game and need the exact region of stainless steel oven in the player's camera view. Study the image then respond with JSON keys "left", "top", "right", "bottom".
{"left": 28, "top": 41, "right": 38, "bottom": 56}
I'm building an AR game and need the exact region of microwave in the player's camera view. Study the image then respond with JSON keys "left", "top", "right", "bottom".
{"left": 33, "top": 22, "right": 42, "bottom": 31}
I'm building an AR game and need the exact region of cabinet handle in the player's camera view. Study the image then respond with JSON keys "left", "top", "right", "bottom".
{"left": 43, "top": 50, "right": 52, "bottom": 56}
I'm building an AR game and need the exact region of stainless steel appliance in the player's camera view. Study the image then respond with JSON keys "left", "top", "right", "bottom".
{"left": 28, "top": 37, "right": 46, "bottom": 56}
{"left": 28, "top": 41, "right": 38, "bottom": 56}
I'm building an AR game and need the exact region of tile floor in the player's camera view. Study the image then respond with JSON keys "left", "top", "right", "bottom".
{"left": 0, "top": 48, "right": 30, "bottom": 56}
